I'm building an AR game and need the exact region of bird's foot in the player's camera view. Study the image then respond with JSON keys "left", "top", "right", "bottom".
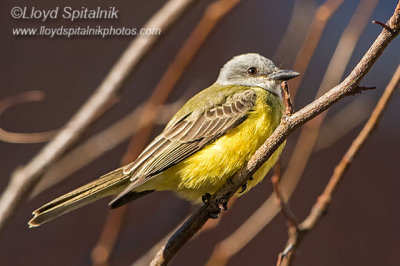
{"left": 202, "top": 193, "right": 211, "bottom": 204}
{"left": 218, "top": 197, "right": 228, "bottom": 211}
{"left": 203, "top": 193, "right": 229, "bottom": 219}
{"left": 208, "top": 198, "right": 228, "bottom": 219}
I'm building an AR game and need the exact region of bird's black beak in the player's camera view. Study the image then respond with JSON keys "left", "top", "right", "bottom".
{"left": 268, "top": 70, "right": 300, "bottom": 81}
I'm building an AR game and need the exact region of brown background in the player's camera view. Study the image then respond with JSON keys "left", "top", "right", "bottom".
{"left": 1, "top": 0, "right": 399, "bottom": 265}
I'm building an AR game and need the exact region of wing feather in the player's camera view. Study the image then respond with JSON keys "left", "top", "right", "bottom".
{"left": 111, "top": 89, "right": 257, "bottom": 205}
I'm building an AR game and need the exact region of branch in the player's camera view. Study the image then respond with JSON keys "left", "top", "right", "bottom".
{"left": 0, "top": 0, "right": 196, "bottom": 234}
{"left": 278, "top": 62, "right": 400, "bottom": 266}
{"left": 150, "top": 2, "right": 400, "bottom": 264}
{"left": 271, "top": 161, "right": 298, "bottom": 233}
{"left": 281, "top": 81, "right": 294, "bottom": 116}
{"left": 372, "top": 20, "right": 395, "bottom": 33}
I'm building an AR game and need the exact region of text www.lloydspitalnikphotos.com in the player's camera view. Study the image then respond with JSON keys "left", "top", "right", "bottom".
{"left": 12, "top": 26, "right": 162, "bottom": 38}
{"left": 10, "top": 6, "right": 162, "bottom": 38}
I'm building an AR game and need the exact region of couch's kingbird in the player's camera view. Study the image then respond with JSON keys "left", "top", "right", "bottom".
{"left": 29, "top": 53, "right": 299, "bottom": 227}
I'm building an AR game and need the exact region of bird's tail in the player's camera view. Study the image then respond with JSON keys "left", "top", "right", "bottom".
{"left": 29, "top": 167, "right": 132, "bottom": 227}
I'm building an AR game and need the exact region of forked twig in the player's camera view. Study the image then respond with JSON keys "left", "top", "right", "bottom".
{"left": 277, "top": 63, "right": 400, "bottom": 266}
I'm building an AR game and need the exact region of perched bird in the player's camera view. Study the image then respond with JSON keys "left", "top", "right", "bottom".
{"left": 29, "top": 53, "right": 299, "bottom": 227}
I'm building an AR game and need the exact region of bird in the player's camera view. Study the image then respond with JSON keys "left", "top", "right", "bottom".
{"left": 29, "top": 53, "right": 299, "bottom": 227}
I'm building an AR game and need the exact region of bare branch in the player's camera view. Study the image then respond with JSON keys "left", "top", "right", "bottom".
{"left": 271, "top": 161, "right": 298, "bottom": 231}
{"left": 281, "top": 81, "right": 294, "bottom": 116}
{"left": 372, "top": 20, "right": 395, "bottom": 33}
{"left": 276, "top": 244, "right": 294, "bottom": 266}
{"left": 152, "top": 2, "right": 400, "bottom": 264}
{"left": 278, "top": 62, "right": 400, "bottom": 266}
{"left": 0, "top": 0, "right": 196, "bottom": 234}
{"left": 302, "top": 64, "right": 400, "bottom": 231}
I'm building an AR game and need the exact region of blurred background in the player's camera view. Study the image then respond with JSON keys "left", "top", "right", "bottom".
{"left": 1, "top": 0, "right": 399, "bottom": 265}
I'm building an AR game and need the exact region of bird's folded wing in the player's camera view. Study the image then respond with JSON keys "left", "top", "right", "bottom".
{"left": 112, "top": 89, "right": 257, "bottom": 203}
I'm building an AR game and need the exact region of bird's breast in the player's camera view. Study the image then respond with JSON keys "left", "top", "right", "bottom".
{"left": 142, "top": 89, "right": 284, "bottom": 203}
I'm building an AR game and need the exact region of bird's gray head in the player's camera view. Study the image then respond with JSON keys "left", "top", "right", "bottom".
{"left": 216, "top": 53, "right": 299, "bottom": 98}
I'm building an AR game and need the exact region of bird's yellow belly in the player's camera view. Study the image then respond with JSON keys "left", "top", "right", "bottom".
{"left": 138, "top": 96, "right": 284, "bottom": 203}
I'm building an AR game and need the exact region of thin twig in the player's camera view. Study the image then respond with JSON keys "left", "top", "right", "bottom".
{"left": 278, "top": 62, "right": 400, "bottom": 266}
{"left": 281, "top": 81, "right": 294, "bottom": 116}
{"left": 0, "top": 0, "right": 196, "bottom": 234}
{"left": 0, "top": 91, "right": 56, "bottom": 143}
{"left": 276, "top": 244, "right": 294, "bottom": 266}
{"left": 271, "top": 161, "right": 298, "bottom": 231}
{"left": 302, "top": 64, "right": 400, "bottom": 231}
{"left": 372, "top": 20, "right": 395, "bottom": 33}
{"left": 151, "top": 3, "right": 400, "bottom": 265}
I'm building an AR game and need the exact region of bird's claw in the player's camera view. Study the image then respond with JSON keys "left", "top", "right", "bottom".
{"left": 202, "top": 193, "right": 211, "bottom": 204}
{"left": 218, "top": 198, "right": 228, "bottom": 211}
{"left": 205, "top": 195, "right": 228, "bottom": 219}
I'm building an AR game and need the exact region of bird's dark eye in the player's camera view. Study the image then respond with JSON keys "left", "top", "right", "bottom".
{"left": 247, "top": 67, "right": 258, "bottom": 75}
